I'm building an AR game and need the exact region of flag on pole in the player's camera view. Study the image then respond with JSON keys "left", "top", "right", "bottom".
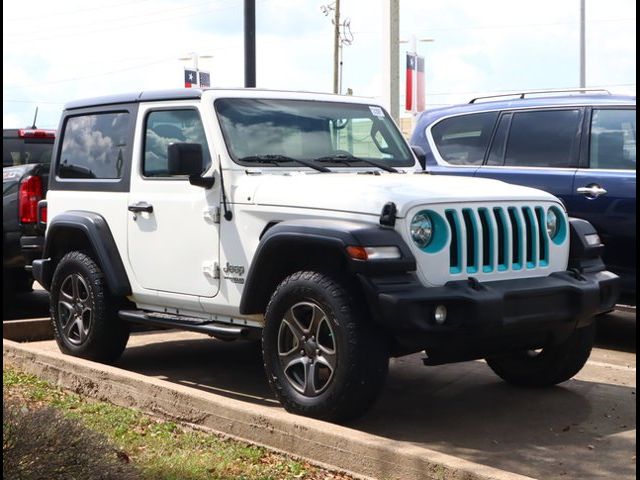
{"left": 417, "top": 55, "right": 425, "bottom": 112}
{"left": 184, "top": 69, "right": 197, "bottom": 88}
{"left": 199, "top": 71, "right": 210, "bottom": 88}
{"left": 405, "top": 53, "right": 416, "bottom": 111}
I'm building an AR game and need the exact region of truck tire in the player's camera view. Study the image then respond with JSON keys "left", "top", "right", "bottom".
{"left": 50, "top": 251, "right": 129, "bottom": 363}
{"left": 485, "top": 323, "right": 595, "bottom": 387}
{"left": 262, "top": 271, "right": 388, "bottom": 422}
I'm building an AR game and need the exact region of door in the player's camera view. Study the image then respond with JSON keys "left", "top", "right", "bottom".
{"left": 475, "top": 109, "right": 583, "bottom": 206}
{"left": 127, "top": 107, "right": 220, "bottom": 298}
{"left": 571, "top": 107, "right": 636, "bottom": 295}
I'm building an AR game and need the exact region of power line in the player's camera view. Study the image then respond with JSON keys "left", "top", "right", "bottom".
{"left": 4, "top": 1, "right": 239, "bottom": 44}
{"left": 3, "top": 0, "right": 154, "bottom": 22}
{"left": 3, "top": 57, "right": 176, "bottom": 90}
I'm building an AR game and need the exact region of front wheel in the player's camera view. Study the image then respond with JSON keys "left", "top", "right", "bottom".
{"left": 262, "top": 271, "right": 388, "bottom": 422}
{"left": 50, "top": 251, "right": 129, "bottom": 363}
{"left": 485, "top": 323, "right": 595, "bottom": 387}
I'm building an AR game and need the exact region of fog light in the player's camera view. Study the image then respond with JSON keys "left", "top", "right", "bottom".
{"left": 434, "top": 304, "right": 447, "bottom": 325}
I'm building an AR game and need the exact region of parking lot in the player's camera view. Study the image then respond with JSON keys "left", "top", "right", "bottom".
{"left": 4, "top": 289, "right": 636, "bottom": 480}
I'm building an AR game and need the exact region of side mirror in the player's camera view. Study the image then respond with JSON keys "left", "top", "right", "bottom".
{"left": 168, "top": 143, "right": 204, "bottom": 176}
{"left": 167, "top": 143, "right": 215, "bottom": 189}
{"left": 411, "top": 145, "right": 426, "bottom": 169}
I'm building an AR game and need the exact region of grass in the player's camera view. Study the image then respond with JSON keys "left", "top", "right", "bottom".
{"left": 3, "top": 366, "right": 351, "bottom": 480}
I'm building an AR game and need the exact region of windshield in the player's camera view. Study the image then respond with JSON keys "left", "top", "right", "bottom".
{"left": 215, "top": 98, "right": 415, "bottom": 168}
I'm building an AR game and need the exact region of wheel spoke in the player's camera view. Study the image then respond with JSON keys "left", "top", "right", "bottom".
{"left": 309, "top": 304, "right": 326, "bottom": 337}
{"left": 64, "top": 316, "right": 78, "bottom": 338}
{"left": 279, "top": 344, "right": 302, "bottom": 367}
{"left": 317, "top": 349, "right": 336, "bottom": 372}
{"left": 303, "top": 360, "right": 318, "bottom": 396}
{"left": 283, "top": 310, "right": 305, "bottom": 341}
{"left": 71, "top": 275, "right": 81, "bottom": 301}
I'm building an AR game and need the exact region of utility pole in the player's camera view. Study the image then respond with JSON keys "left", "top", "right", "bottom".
{"left": 382, "top": 0, "right": 399, "bottom": 122}
{"left": 333, "top": 0, "right": 341, "bottom": 94}
{"left": 244, "top": 0, "right": 256, "bottom": 88}
{"left": 579, "top": 0, "right": 586, "bottom": 88}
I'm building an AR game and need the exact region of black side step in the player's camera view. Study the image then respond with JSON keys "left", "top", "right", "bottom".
{"left": 118, "top": 310, "right": 249, "bottom": 338}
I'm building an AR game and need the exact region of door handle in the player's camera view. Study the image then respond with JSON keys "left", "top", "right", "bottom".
{"left": 128, "top": 202, "right": 154, "bottom": 213}
{"left": 576, "top": 185, "right": 607, "bottom": 198}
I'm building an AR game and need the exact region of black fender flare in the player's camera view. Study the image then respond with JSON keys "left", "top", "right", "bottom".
{"left": 38, "top": 211, "right": 131, "bottom": 296}
{"left": 239, "top": 219, "right": 415, "bottom": 314}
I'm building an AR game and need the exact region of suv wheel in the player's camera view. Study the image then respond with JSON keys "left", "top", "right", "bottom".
{"left": 50, "top": 251, "right": 129, "bottom": 363}
{"left": 262, "top": 271, "right": 388, "bottom": 422}
{"left": 485, "top": 323, "right": 595, "bottom": 387}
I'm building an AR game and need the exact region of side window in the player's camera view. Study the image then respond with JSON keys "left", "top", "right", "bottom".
{"left": 589, "top": 109, "right": 636, "bottom": 170}
{"left": 143, "top": 109, "right": 210, "bottom": 177}
{"left": 430, "top": 112, "right": 498, "bottom": 165}
{"left": 58, "top": 112, "right": 130, "bottom": 179}
{"left": 503, "top": 110, "right": 581, "bottom": 168}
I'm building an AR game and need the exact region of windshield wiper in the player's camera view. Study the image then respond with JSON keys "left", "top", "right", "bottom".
{"left": 314, "top": 154, "right": 399, "bottom": 173}
{"left": 239, "top": 154, "right": 331, "bottom": 173}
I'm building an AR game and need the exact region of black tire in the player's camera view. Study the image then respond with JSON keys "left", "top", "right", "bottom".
{"left": 262, "top": 271, "right": 388, "bottom": 422}
{"left": 485, "top": 323, "right": 595, "bottom": 387}
{"left": 50, "top": 251, "right": 129, "bottom": 363}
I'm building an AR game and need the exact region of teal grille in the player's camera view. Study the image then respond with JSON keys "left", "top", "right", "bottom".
{"left": 445, "top": 206, "right": 550, "bottom": 274}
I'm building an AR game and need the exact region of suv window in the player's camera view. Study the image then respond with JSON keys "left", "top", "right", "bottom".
{"left": 143, "top": 109, "right": 210, "bottom": 177}
{"left": 430, "top": 112, "right": 498, "bottom": 165}
{"left": 589, "top": 109, "right": 636, "bottom": 170}
{"left": 494, "top": 109, "right": 581, "bottom": 168}
{"left": 58, "top": 112, "right": 130, "bottom": 179}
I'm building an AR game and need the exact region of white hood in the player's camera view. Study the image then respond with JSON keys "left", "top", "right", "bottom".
{"left": 234, "top": 172, "right": 562, "bottom": 217}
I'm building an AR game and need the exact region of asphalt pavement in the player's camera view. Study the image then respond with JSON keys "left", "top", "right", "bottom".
{"left": 4, "top": 289, "right": 636, "bottom": 480}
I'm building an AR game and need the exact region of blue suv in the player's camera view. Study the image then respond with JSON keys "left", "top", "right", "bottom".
{"left": 410, "top": 90, "right": 636, "bottom": 304}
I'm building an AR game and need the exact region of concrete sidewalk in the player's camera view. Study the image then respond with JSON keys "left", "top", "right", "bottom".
{"left": 3, "top": 338, "right": 533, "bottom": 480}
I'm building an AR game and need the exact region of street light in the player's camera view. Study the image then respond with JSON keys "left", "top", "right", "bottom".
{"left": 178, "top": 52, "right": 213, "bottom": 71}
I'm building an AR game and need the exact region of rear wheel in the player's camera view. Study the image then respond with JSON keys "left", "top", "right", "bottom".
{"left": 50, "top": 251, "right": 129, "bottom": 363}
{"left": 486, "top": 323, "right": 595, "bottom": 387}
{"left": 262, "top": 271, "right": 388, "bottom": 422}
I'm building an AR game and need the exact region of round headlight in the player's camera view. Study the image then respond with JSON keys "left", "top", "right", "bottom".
{"left": 546, "top": 208, "right": 559, "bottom": 238}
{"left": 410, "top": 213, "right": 433, "bottom": 248}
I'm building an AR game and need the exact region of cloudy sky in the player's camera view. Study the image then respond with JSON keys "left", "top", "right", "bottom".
{"left": 3, "top": 0, "right": 636, "bottom": 129}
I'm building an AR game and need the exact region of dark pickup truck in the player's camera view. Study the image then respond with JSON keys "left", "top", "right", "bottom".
{"left": 3, "top": 128, "right": 55, "bottom": 299}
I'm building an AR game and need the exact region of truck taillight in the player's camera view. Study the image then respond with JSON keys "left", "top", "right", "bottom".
{"left": 19, "top": 176, "right": 43, "bottom": 224}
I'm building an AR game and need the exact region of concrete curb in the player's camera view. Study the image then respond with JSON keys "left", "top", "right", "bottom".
{"left": 3, "top": 318, "right": 53, "bottom": 342}
{"left": 3, "top": 339, "right": 533, "bottom": 480}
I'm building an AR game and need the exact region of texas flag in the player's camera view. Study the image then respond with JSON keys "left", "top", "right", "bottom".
{"left": 184, "top": 69, "right": 197, "bottom": 88}
{"left": 416, "top": 55, "right": 425, "bottom": 111}
{"left": 199, "top": 71, "right": 211, "bottom": 88}
{"left": 406, "top": 53, "right": 426, "bottom": 112}
{"left": 405, "top": 53, "right": 416, "bottom": 111}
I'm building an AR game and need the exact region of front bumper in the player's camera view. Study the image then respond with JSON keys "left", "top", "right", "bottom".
{"left": 360, "top": 269, "right": 619, "bottom": 362}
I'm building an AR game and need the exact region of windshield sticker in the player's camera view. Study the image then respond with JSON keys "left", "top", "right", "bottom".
{"left": 369, "top": 106, "right": 384, "bottom": 117}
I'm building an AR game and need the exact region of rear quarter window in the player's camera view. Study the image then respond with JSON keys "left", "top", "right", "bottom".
{"left": 430, "top": 112, "right": 498, "bottom": 165}
{"left": 57, "top": 112, "right": 130, "bottom": 179}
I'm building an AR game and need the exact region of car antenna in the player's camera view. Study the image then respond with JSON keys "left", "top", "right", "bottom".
{"left": 30, "top": 107, "right": 39, "bottom": 129}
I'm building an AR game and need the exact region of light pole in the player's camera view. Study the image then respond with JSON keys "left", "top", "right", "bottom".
{"left": 179, "top": 52, "right": 213, "bottom": 71}
{"left": 579, "top": 0, "right": 586, "bottom": 88}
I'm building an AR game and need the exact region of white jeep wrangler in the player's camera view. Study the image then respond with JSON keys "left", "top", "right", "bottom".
{"left": 33, "top": 89, "right": 618, "bottom": 421}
